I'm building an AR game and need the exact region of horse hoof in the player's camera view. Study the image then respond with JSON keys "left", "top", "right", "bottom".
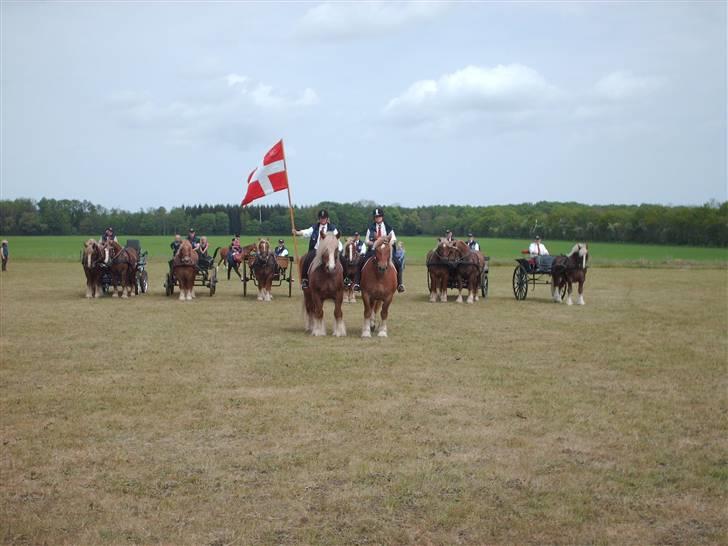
{"left": 361, "top": 330, "right": 372, "bottom": 338}
{"left": 377, "top": 331, "right": 388, "bottom": 337}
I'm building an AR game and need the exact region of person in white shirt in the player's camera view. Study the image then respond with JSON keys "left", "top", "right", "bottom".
{"left": 529, "top": 235, "right": 549, "bottom": 257}
{"left": 292, "top": 208, "right": 340, "bottom": 289}
{"left": 467, "top": 233, "right": 480, "bottom": 252}
{"left": 354, "top": 207, "right": 405, "bottom": 293}
{"left": 352, "top": 232, "right": 365, "bottom": 254}
{"left": 274, "top": 239, "right": 289, "bottom": 257}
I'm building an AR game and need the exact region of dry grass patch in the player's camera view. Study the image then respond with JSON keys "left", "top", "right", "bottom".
{"left": 1, "top": 263, "right": 726, "bottom": 544}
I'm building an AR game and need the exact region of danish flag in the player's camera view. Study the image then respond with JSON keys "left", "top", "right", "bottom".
{"left": 241, "top": 140, "right": 289, "bottom": 206}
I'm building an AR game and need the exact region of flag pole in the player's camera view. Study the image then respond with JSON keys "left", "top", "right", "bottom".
{"left": 280, "top": 140, "right": 302, "bottom": 284}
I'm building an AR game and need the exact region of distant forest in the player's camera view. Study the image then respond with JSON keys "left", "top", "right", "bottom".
{"left": 1, "top": 198, "right": 726, "bottom": 247}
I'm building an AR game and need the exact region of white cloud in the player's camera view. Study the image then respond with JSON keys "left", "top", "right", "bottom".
{"left": 383, "top": 64, "right": 561, "bottom": 125}
{"left": 297, "top": 1, "right": 448, "bottom": 40}
{"left": 594, "top": 71, "right": 662, "bottom": 101}
{"left": 108, "top": 75, "right": 319, "bottom": 149}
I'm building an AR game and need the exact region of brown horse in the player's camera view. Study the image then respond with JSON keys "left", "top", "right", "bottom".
{"left": 360, "top": 236, "right": 398, "bottom": 337}
{"left": 302, "top": 231, "right": 345, "bottom": 336}
{"left": 104, "top": 240, "right": 138, "bottom": 298}
{"left": 222, "top": 243, "right": 257, "bottom": 280}
{"left": 551, "top": 243, "right": 589, "bottom": 305}
{"left": 452, "top": 240, "right": 482, "bottom": 304}
{"left": 426, "top": 238, "right": 456, "bottom": 303}
{"left": 173, "top": 239, "right": 199, "bottom": 301}
{"left": 341, "top": 238, "right": 362, "bottom": 304}
{"left": 250, "top": 238, "right": 276, "bottom": 301}
{"left": 81, "top": 239, "right": 104, "bottom": 298}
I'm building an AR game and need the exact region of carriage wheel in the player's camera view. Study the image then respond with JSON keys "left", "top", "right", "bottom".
{"left": 165, "top": 273, "right": 173, "bottom": 296}
{"left": 139, "top": 270, "right": 149, "bottom": 294}
{"left": 209, "top": 268, "right": 217, "bottom": 296}
{"left": 481, "top": 271, "right": 489, "bottom": 299}
{"left": 513, "top": 266, "right": 529, "bottom": 300}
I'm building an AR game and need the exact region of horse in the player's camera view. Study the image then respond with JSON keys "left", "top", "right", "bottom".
{"left": 223, "top": 243, "right": 257, "bottom": 280}
{"left": 103, "top": 240, "right": 138, "bottom": 298}
{"left": 301, "top": 231, "right": 346, "bottom": 336}
{"left": 81, "top": 239, "right": 103, "bottom": 298}
{"left": 426, "top": 238, "right": 457, "bottom": 303}
{"left": 173, "top": 239, "right": 199, "bottom": 301}
{"left": 250, "top": 238, "right": 276, "bottom": 301}
{"left": 360, "top": 235, "right": 398, "bottom": 337}
{"left": 341, "top": 238, "right": 362, "bottom": 304}
{"left": 551, "top": 243, "right": 589, "bottom": 305}
{"left": 452, "top": 240, "right": 482, "bottom": 304}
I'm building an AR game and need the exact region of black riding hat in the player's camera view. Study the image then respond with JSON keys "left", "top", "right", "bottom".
{"left": 373, "top": 207, "right": 384, "bottom": 217}
{"left": 317, "top": 209, "right": 329, "bottom": 219}
{"left": 278, "top": 239, "right": 284, "bottom": 244}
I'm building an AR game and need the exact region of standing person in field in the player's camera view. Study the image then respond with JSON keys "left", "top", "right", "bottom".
{"left": 529, "top": 235, "right": 549, "bottom": 257}
{"left": 354, "top": 207, "right": 405, "bottom": 293}
{"left": 1, "top": 240, "right": 8, "bottom": 271}
{"left": 292, "top": 208, "right": 340, "bottom": 289}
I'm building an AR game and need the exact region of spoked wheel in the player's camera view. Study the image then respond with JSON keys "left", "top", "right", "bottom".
{"left": 513, "top": 266, "right": 529, "bottom": 300}
{"left": 481, "top": 270, "right": 489, "bottom": 299}
{"left": 139, "top": 270, "right": 149, "bottom": 294}
{"left": 209, "top": 268, "right": 217, "bottom": 296}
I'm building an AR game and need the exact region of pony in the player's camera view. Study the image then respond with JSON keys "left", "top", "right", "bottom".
{"left": 103, "top": 240, "right": 138, "bottom": 298}
{"left": 81, "top": 239, "right": 104, "bottom": 298}
{"left": 426, "top": 238, "right": 457, "bottom": 303}
{"left": 359, "top": 235, "right": 398, "bottom": 337}
{"left": 173, "top": 239, "right": 199, "bottom": 301}
{"left": 222, "top": 243, "right": 257, "bottom": 280}
{"left": 452, "top": 240, "right": 482, "bottom": 304}
{"left": 302, "top": 231, "right": 346, "bottom": 336}
{"left": 341, "top": 237, "right": 363, "bottom": 304}
{"left": 551, "top": 243, "right": 589, "bottom": 305}
{"left": 250, "top": 238, "right": 276, "bottom": 301}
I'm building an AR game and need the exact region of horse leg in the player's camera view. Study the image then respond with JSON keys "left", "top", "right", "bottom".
{"left": 267, "top": 279, "right": 273, "bottom": 301}
{"left": 429, "top": 271, "right": 437, "bottom": 303}
{"left": 311, "top": 294, "right": 326, "bottom": 336}
{"left": 566, "top": 280, "right": 574, "bottom": 305}
{"left": 577, "top": 278, "right": 585, "bottom": 305}
{"left": 440, "top": 276, "right": 448, "bottom": 303}
{"left": 552, "top": 275, "right": 563, "bottom": 303}
{"left": 456, "top": 277, "right": 464, "bottom": 303}
{"left": 333, "top": 291, "right": 346, "bottom": 337}
{"left": 377, "top": 297, "right": 391, "bottom": 337}
{"left": 361, "top": 293, "right": 372, "bottom": 338}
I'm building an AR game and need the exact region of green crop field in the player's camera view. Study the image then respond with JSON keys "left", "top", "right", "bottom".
{"left": 1, "top": 259, "right": 726, "bottom": 544}
{"left": 2, "top": 235, "right": 727, "bottom": 266}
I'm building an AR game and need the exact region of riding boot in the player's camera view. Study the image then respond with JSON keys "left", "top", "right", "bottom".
{"left": 396, "top": 262, "right": 405, "bottom": 293}
{"left": 353, "top": 259, "right": 364, "bottom": 291}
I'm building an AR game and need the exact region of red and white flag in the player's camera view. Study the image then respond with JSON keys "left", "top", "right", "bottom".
{"left": 241, "top": 140, "right": 289, "bottom": 206}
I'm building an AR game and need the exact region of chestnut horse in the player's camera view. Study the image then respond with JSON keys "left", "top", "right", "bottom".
{"left": 551, "top": 243, "right": 589, "bottom": 305}
{"left": 81, "top": 239, "right": 104, "bottom": 298}
{"left": 452, "top": 240, "right": 481, "bottom": 304}
{"left": 426, "top": 238, "right": 456, "bottom": 303}
{"left": 221, "top": 243, "right": 257, "bottom": 280}
{"left": 341, "top": 238, "right": 362, "bottom": 304}
{"left": 250, "top": 238, "right": 276, "bottom": 301}
{"left": 360, "top": 236, "right": 398, "bottom": 337}
{"left": 302, "top": 231, "right": 346, "bottom": 336}
{"left": 104, "top": 240, "right": 138, "bottom": 298}
{"left": 173, "top": 240, "right": 199, "bottom": 301}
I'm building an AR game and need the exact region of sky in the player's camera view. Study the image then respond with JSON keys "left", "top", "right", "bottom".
{"left": 1, "top": 1, "right": 726, "bottom": 210}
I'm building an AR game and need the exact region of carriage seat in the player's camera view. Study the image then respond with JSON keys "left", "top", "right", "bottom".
{"left": 535, "top": 255, "right": 555, "bottom": 273}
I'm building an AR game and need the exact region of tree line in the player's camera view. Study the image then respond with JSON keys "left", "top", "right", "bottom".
{"left": 0, "top": 197, "right": 726, "bottom": 247}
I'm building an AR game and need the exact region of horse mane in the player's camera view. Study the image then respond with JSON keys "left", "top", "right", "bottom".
{"left": 310, "top": 233, "right": 339, "bottom": 272}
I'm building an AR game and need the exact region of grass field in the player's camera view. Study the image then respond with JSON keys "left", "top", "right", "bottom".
{"left": 2, "top": 235, "right": 727, "bottom": 266}
{"left": 1, "top": 259, "right": 726, "bottom": 544}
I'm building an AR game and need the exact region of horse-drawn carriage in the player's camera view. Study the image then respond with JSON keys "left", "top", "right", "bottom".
{"left": 241, "top": 253, "right": 294, "bottom": 298}
{"left": 426, "top": 239, "right": 489, "bottom": 302}
{"left": 99, "top": 239, "right": 149, "bottom": 295}
{"left": 164, "top": 247, "right": 219, "bottom": 297}
{"left": 512, "top": 254, "right": 566, "bottom": 301}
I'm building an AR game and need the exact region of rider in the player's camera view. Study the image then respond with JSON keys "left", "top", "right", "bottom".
{"left": 352, "top": 231, "right": 365, "bottom": 254}
{"left": 353, "top": 207, "right": 405, "bottom": 293}
{"left": 100, "top": 227, "right": 117, "bottom": 243}
{"left": 292, "top": 208, "right": 339, "bottom": 290}
{"left": 274, "top": 239, "right": 289, "bottom": 257}
{"left": 529, "top": 235, "right": 549, "bottom": 257}
{"left": 187, "top": 228, "right": 200, "bottom": 251}
{"left": 467, "top": 233, "right": 480, "bottom": 252}
{"left": 197, "top": 235, "right": 213, "bottom": 269}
